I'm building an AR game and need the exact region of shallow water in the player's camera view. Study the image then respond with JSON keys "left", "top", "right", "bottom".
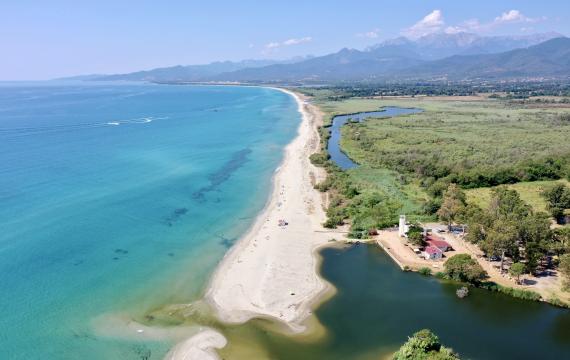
{"left": 0, "top": 82, "right": 300, "bottom": 359}
{"left": 328, "top": 108, "right": 422, "bottom": 170}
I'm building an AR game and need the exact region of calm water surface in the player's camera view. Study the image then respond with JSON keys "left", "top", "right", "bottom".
{"left": 244, "top": 245, "right": 570, "bottom": 360}
{"left": 328, "top": 108, "right": 422, "bottom": 170}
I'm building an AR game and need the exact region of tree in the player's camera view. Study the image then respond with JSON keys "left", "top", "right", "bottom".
{"left": 444, "top": 254, "right": 488, "bottom": 284}
{"left": 461, "top": 204, "right": 489, "bottom": 244}
{"left": 393, "top": 329, "right": 460, "bottom": 360}
{"left": 519, "top": 213, "right": 551, "bottom": 274}
{"left": 542, "top": 183, "right": 570, "bottom": 224}
{"left": 560, "top": 254, "right": 570, "bottom": 291}
{"left": 548, "top": 227, "right": 570, "bottom": 257}
{"left": 509, "top": 263, "right": 526, "bottom": 284}
{"left": 483, "top": 219, "right": 519, "bottom": 273}
{"left": 488, "top": 187, "right": 529, "bottom": 222}
{"left": 437, "top": 184, "right": 467, "bottom": 231}
{"left": 407, "top": 224, "right": 425, "bottom": 246}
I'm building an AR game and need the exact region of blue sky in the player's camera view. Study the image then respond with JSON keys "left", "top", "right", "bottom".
{"left": 1, "top": 0, "right": 569, "bottom": 80}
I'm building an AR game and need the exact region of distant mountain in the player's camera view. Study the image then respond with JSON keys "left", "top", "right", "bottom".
{"left": 95, "top": 58, "right": 311, "bottom": 82}
{"left": 210, "top": 32, "right": 565, "bottom": 83}
{"left": 396, "top": 37, "right": 570, "bottom": 80}
{"left": 210, "top": 46, "right": 425, "bottom": 82}
{"left": 371, "top": 32, "right": 563, "bottom": 60}
{"left": 88, "top": 32, "right": 568, "bottom": 84}
{"left": 54, "top": 74, "right": 109, "bottom": 81}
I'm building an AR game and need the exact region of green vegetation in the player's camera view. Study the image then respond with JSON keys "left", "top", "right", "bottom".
{"left": 479, "top": 283, "right": 542, "bottom": 301}
{"left": 308, "top": 90, "right": 570, "bottom": 248}
{"left": 437, "top": 184, "right": 467, "bottom": 230}
{"left": 465, "top": 179, "right": 570, "bottom": 213}
{"left": 340, "top": 99, "right": 570, "bottom": 195}
{"left": 443, "top": 254, "right": 488, "bottom": 284}
{"left": 393, "top": 329, "right": 460, "bottom": 360}
{"left": 297, "top": 80, "right": 570, "bottom": 99}
{"left": 560, "top": 254, "right": 570, "bottom": 291}
{"left": 463, "top": 186, "right": 559, "bottom": 275}
{"left": 542, "top": 183, "right": 570, "bottom": 224}
{"left": 407, "top": 224, "right": 425, "bottom": 247}
{"left": 418, "top": 267, "right": 432, "bottom": 276}
{"left": 551, "top": 227, "right": 570, "bottom": 257}
{"left": 509, "top": 263, "right": 526, "bottom": 284}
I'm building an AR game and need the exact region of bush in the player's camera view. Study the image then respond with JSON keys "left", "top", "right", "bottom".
{"left": 393, "top": 329, "right": 460, "bottom": 360}
{"left": 479, "top": 282, "right": 541, "bottom": 301}
{"left": 418, "top": 267, "right": 432, "bottom": 276}
{"left": 309, "top": 152, "right": 330, "bottom": 166}
{"left": 323, "top": 216, "right": 343, "bottom": 229}
{"left": 435, "top": 271, "right": 446, "bottom": 279}
{"left": 548, "top": 297, "right": 570, "bottom": 308}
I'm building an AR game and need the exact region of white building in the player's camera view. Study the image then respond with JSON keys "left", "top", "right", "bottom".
{"left": 398, "top": 215, "right": 409, "bottom": 237}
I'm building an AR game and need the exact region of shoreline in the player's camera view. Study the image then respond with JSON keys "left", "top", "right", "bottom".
{"left": 165, "top": 88, "right": 345, "bottom": 359}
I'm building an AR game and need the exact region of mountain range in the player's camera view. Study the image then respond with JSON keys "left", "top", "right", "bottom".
{"left": 94, "top": 58, "right": 311, "bottom": 82}
{"left": 90, "top": 32, "right": 569, "bottom": 83}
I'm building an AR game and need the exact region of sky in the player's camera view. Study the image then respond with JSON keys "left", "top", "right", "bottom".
{"left": 1, "top": 0, "right": 569, "bottom": 80}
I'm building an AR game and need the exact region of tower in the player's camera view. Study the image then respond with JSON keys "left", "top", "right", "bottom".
{"left": 399, "top": 215, "right": 407, "bottom": 237}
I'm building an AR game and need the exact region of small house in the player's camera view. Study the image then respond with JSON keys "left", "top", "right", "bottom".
{"left": 426, "top": 235, "right": 452, "bottom": 252}
{"left": 423, "top": 245, "right": 443, "bottom": 260}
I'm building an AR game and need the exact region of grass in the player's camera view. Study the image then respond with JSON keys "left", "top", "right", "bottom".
{"left": 466, "top": 179, "right": 570, "bottom": 213}
{"left": 480, "top": 282, "right": 542, "bottom": 301}
{"left": 348, "top": 166, "right": 432, "bottom": 222}
{"left": 308, "top": 91, "right": 570, "bottom": 233}
{"left": 340, "top": 99, "right": 570, "bottom": 174}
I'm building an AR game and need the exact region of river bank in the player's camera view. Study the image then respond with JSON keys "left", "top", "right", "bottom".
{"left": 165, "top": 89, "right": 347, "bottom": 359}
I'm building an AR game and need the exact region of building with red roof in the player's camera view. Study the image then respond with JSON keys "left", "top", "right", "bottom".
{"left": 426, "top": 235, "right": 452, "bottom": 252}
{"left": 423, "top": 245, "right": 443, "bottom": 260}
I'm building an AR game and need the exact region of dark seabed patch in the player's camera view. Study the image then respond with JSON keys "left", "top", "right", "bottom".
{"left": 216, "top": 234, "right": 238, "bottom": 248}
{"left": 163, "top": 207, "right": 189, "bottom": 226}
{"left": 193, "top": 148, "right": 252, "bottom": 201}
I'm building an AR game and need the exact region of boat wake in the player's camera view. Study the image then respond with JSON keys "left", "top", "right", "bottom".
{"left": 1, "top": 116, "right": 168, "bottom": 137}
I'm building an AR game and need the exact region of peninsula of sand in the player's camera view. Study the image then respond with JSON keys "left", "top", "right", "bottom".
{"left": 165, "top": 89, "right": 344, "bottom": 359}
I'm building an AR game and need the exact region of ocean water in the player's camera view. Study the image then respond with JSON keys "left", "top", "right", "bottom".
{"left": 0, "top": 82, "right": 300, "bottom": 359}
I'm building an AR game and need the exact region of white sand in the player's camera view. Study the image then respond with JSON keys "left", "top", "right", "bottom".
{"left": 164, "top": 328, "right": 227, "bottom": 360}
{"left": 204, "top": 89, "right": 338, "bottom": 330}
{"left": 165, "top": 88, "right": 343, "bottom": 359}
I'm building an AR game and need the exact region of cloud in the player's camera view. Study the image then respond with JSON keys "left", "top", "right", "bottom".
{"left": 445, "top": 18, "right": 484, "bottom": 34}
{"left": 265, "top": 42, "right": 281, "bottom": 49}
{"left": 262, "top": 37, "right": 312, "bottom": 54}
{"left": 282, "top": 37, "right": 312, "bottom": 46}
{"left": 442, "top": 10, "right": 546, "bottom": 36}
{"left": 402, "top": 10, "right": 444, "bottom": 39}
{"left": 356, "top": 28, "right": 380, "bottom": 39}
{"left": 494, "top": 10, "right": 538, "bottom": 24}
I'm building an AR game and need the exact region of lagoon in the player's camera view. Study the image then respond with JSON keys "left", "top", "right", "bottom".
{"left": 328, "top": 107, "right": 422, "bottom": 170}
{"left": 250, "top": 245, "right": 570, "bottom": 359}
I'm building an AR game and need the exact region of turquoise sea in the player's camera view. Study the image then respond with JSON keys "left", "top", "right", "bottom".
{"left": 0, "top": 82, "right": 300, "bottom": 359}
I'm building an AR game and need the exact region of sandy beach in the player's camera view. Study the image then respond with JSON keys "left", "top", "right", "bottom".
{"left": 165, "top": 88, "right": 344, "bottom": 359}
